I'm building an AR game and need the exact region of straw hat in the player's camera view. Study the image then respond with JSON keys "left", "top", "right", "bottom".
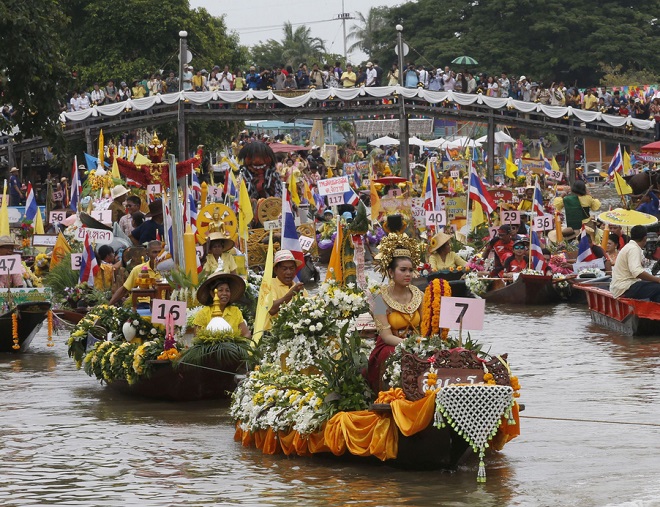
{"left": 207, "top": 230, "right": 235, "bottom": 252}
{"left": 428, "top": 231, "right": 452, "bottom": 253}
{"left": 196, "top": 270, "right": 246, "bottom": 306}
{"left": 547, "top": 227, "right": 577, "bottom": 243}
{"left": 9, "top": 167, "right": 19, "bottom": 173}
{"left": 274, "top": 249, "right": 303, "bottom": 267}
{"left": 110, "top": 184, "right": 129, "bottom": 201}
{"left": 145, "top": 199, "right": 163, "bottom": 217}
{"left": 0, "top": 235, "right": 16, "bottom": 248}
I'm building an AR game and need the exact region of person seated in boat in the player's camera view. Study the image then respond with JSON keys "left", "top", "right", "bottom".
{"left": 130, "top": 200, "right": 164, "bottom": 246}
{"left": 608, "top": 224, "right": 629, "bottom": 249}
{"left": 366, "top": 233, "right": 423, "bottom": 393}
{"left": 0, "top": 236, "right": 25, "bottom": 288}
{"left": 262, "top": 249, "right": 308, "bottom": 333}
{"left": 108, "top": 240, "right": 164, "bottom": 306}
{"left": 192, "top": 268, "right": 250, "bottom": 338}
{"left": 94, "top": 245, "right": 126, "bottom": 293}
{"left": 201, "top": 230, "right": 238, "bottom": 276}
{"left": 610, "top": 225, "right": 660, "bottom": 302}
{"left": 552, "top": 180, "right": 601, "bottom": 231}
{"left": 584, "top": 227, "right": 611, "bottom": 271}
{"left": 517, "top": 186, "right": 535, "bottom": 212}
{"left": 547, "top": 227, "right": 578, "bottom": 248}
{"left": 427, "top": 231, "right": 467, "bottom": 272}
{"left": 636, "top": 190, "right": 660, "bottom": 218}
{"left": 517, "top": 213, "right": 530, "bottom": 237}
{"left": 605, "top": 234, "right": 620, "bottom": 267}
{"left": 501, "top": 239, "right": 529, "bottom": 278}
{"left": 483, "top": 225, "right": 514, "bottom": 277}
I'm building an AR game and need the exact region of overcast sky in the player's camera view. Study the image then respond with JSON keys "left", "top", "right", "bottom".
{"left": 189, "top": 0, "right": 403, "bottom": 63}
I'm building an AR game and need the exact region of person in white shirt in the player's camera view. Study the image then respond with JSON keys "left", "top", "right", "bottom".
{"left": 499, "top": 72, "right": 510, "bottom": 98}
{"left": 417, "top": 65, "right": 428, "bottom": 88}
{"left": 69, "top": 91, "right": 81, "bottom": 111}
{"left": 365, "top": 62, "right": 377, "bottom": 86}
{"left": 610, "top": 225, "right": 660, "bottom": 302}
{"left": 218, "top": 65, "right": 234, "bottom": 91}
{"left": 90, "top": 83, "right": 105, "bottom": 106}
{"left": 79, "top": 91, "right": 91, "bottom": 110}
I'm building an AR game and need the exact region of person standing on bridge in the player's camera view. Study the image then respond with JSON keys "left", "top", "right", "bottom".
{"left": 341, "top": 64, "right": 357, "bottom": 88}
{"left": 9, "top": 167, "right": 23, "bottom": 206}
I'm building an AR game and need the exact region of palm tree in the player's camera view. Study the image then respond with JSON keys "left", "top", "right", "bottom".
{"left": 280, "top": 22, "right": 327, "bottom": 66}
{"left": 346, "top": 7, "right": 388, "bottom": 59}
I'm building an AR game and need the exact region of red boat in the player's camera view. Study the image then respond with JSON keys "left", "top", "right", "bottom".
{"left": 574, "top": 284, "right": 660, "bottom": 336}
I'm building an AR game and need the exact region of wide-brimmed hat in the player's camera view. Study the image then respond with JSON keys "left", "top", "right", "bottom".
{"left": 548, "top": 227, "right": 577, "bottom": 243}
{"left": 207, "top": 230, "right": 235, "bottom": 252}
{"left": 196, "top": 270, "right": 246, "bottom": 306}
{"left": 110, "top": 184, "right": 129, "bottom": 201}
{"left": 145, "top": 199, "right": 163, "bottom": 217}
{"left": 274, "top": 249, "right": 303, "bottom": 267}
{"left": 9, "top": 167, "right": 19, "bottom": 173}
{"left": 428, "top": 231, "right": 452, "bottom": 253}
{"left": 79, "top": 212, "right": 112, "bottom": 231}
{"left": 0, "top": 235, "right": 16, "bottom": 248}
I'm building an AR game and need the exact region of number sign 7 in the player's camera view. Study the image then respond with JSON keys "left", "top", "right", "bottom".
{"left": 438, "top": 297, "right": 485, "bottom": 331}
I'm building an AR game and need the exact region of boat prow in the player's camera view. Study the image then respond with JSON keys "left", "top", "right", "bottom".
{"left": 0, "top": 301, "right": 52, "bottom": 353}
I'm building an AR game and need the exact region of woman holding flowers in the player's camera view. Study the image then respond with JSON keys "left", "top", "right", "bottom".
{"left": 193, "top": 268, "right": 250, "bottom": 338}
{"left": 427, "top": 231, "right": 467, "bottom": 272}
{"left": 366, "top": 233, "right": 424, "bottom": 392}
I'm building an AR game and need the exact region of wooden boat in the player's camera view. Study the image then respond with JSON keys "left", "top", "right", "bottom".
{"left": 427, "top": 270, "right": 470, "bottom": 298}
{"left": 105, "top": 357, "right": 244, "bottom": 402}
{"left": 484, "top": 273, "right": 562, "bottom": 305}
{"left": 573, "top": 284, "right": 660, "bottom": 336}
{"left": 0, "top": 301, "right": 51, "bottom": 353}
{"left": 53, "top": 308, "right": 87, "bottom": 325}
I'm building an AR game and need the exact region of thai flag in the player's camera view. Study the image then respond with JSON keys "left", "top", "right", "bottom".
{"left": 187, "top": 190, "right": 198, "bottom": 234}
{"left": 540, "top": 146, "right": 552, "bottom": 175}
{"left": 607, "top": 144, "right": 623, "bottom": 182}
{"left": 281, "top": 182, "right": 305, "bottom": 272}
{"left": 423, "top": 160, "right": 437, "bottom": 212}
{"left": 191, "top": 171, "right": 202, "bottom": 200}
{"left": 576, "top": 228, "right": 597, "bottom": 263}
{"left": 468, "top": 162, "right": 497, "bottom": 215}
{"left": 70, "top": 156, "right": 81, "bottom": 211}
{"left": 533, "top": 178, "right": 545, "bottom": 216}
{"left": 343, "top": 187, "right": 360, "bottom": 206}
{"left": 79, "top": 233, "right": 99, "bottom": 285}
{"left": 25, "top": 183, "right": 38, "bottom": 222}
{"left": 225, "top": 171, "right": 239, "bottom": 211}
{"left": 442, "top": 148, "right": 451, "bottom": 162}
{"left": 353, "top": 166, "right": 362, "bottom": 188}
{"left": 530, "top": 230, "right": 546, "bottom": 272}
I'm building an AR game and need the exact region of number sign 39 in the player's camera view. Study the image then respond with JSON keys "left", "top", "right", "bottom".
{"left": 438, "top": 297, "right": 485, "bottom": 331}
{"left": 0, "top": 254, "right": 23, "bottom": 274}
{"left": 151, "top": 299, "right": 187, "bottom": 327}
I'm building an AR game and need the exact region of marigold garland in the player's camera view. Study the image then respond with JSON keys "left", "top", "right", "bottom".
{"left": 420, "top": 278, "right": 452, "bottom": 338}
{"left": 12, "top": 313, "right": 19, "bottom": 350}
{"left": 46, "top": 310, "right": 54, "bottom": 347}
{"left": 157, "top": 348, "right": 181, "bottom": 361}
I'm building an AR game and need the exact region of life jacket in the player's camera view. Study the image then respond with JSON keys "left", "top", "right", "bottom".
{"left": 563, "top": 194, "right": 590, "bottom": 230}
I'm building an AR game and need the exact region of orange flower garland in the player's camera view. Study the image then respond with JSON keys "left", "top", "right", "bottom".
{"left": 47, "top": 310, "right": 54, "bottom": 347}
{"left": 12, "top": 313, "right": 19, "bottom": 350}
{"left": 420, "top": 278, "right": 452, "bottom": 338}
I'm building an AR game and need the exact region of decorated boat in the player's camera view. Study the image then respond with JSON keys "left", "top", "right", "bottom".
{"left": 573, "top": 284, "right": 660, "bottom": 336}
{"left": 231, "top": 280, "right": 521, "bottom": 481}
{"left": 0, "top": 289, "right": 53, "bottom": 353}
{"left": 484, "top": 272, "right": 563, "bottom": 305}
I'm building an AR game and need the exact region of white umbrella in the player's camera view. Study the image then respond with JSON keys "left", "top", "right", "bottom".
{"left": 444, "top": 138, "right": 482, "bottom": 149}
{"left": 368, "top": 136, "right": 400, "bottom": 147}
{"left": 408, "top": 136, "right": 427, "bottom": 147}
{"left": 476, "top": 131, "right": 515, "bottom": 143}
{"left": 423, "top": 138, "right": 447, "bottom": 148}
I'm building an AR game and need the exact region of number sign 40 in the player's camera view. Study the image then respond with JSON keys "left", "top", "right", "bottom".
{"left": 151, "top": 299, "right": 187, "bottom": 327}
{"left": 425, "top": 210, "right": 446, "bottom": 226}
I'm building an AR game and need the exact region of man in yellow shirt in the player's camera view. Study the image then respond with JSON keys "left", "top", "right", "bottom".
{"left": 582, "top": 89, "right": 598, "bottom": 111}
{"left": 340, "top": 64, "right": 357, "bottom": 88}
{"left": 108, "top": 240, "right": 163, "bottom": 305}
{"left": 263, "top": 250, "right": 308, "bottom": 331}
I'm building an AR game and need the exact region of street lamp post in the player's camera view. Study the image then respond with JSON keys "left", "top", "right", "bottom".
{"left": 396, "top": 24, "right": 409, "bottom": 179}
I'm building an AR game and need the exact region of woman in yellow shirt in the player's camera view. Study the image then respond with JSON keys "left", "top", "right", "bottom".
{"left": 427, "top": 231, "right": 467, "bottom": 271}
{"left": 193, "top": 270, "right": 250, "bottom": 338}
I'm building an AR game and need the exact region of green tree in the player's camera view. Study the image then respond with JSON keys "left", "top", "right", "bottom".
{"left": 346, "top": 7, "right": 389, "bottom": 60}
{"left": 251, "top": 22, "right": 330, "bottom": 69}
{"left": 0, "top": 0, "right": 69, "bottom": 141}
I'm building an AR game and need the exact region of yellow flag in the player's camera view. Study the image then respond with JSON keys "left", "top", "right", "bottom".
{"left": 0, "top": 180, "right": 9, "bottom": 237}
{"left": 325, "top": 221, "right": 343, "bottom": 282}
{"left": 623, "top": 149, "right": 632, "bottom": 175}
{"left": 326, "top": 166, "right": 334, "bottom": 178}
{"left": 614, "top": 172, "right": 633, "bottom": 195}
{"left": 133, "top": 152, "right": 151, "bottom": 166}
{"left": 505, "top": 150, "right": 518, "bottom": 179}
{"left": 370, "top": 177, "right": 381, "bottom": 223}
{"left": 303, "top": 180, "right": 314, "bottom": 204}
{"left": 253, "top": 230, "right": 274, "bottom": 340}
{"left": 50, "top": 232, "right": 71, "bottom": 269}
{"left": 32, "top": 206, "right": 46, "bottom": 253}
{"left": 111, "top": 156, "right": 121, "bottom": 179}
{"left": 288, "top": 170, "right": 300, "bottom": 206}
{"left": 551, "top": 156, "right": 561, "bottom": 172}
{"left": 98, "top": 129, "right": 104, "bottom": 169}
{"left": 238, "top": 177, "right": 254, "bottom": 239}
{"left": 471, "top": 201, "right": 485, "bottom": 231}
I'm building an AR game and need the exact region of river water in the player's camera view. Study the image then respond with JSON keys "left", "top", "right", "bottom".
{"left": 1, "top": 301, "right": 659, "bottom": 507}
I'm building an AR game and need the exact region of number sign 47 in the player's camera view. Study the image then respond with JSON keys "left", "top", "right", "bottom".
{"left": 0, "top": 254, "right": 22, "bottom": 275}
{"left": 151, "top": 299, "right": 187, "bottom": 327}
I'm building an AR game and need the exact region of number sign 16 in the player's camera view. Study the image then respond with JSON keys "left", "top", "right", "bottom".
{"left": 151, "top": 299, "right": 187, "bottom": 327}
{"left": 438, "top": 297, "right": 485, "bottom": 331}
{"left": 0, "top": 254, "right": 23, "bottom": 275}
{"left": 425, "top": 210, "right": 447, "bottom": 226}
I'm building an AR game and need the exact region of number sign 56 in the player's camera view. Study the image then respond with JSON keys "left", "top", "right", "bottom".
{"left": 151, "top": 299, "right": 187, "bottom": 327}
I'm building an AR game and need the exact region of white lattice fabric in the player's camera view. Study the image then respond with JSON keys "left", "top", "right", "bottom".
{"left": 435, "top": 384, "right": 514, "bottom": 482}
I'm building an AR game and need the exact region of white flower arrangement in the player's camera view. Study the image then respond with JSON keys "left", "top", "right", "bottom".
{"left": 520, "top": 268, "right": 545, "bottom": 276}
{"left": 457, "top": 245, "right": 475, "bottom": 261}
{"left": 383, "top": 335, "right": 449, "bottom": 388}
{"left": 577, "top": 267, "right": 606, "bottom": 278}
{"left": 465, "top": 271, "right": 489, "bottom": 298}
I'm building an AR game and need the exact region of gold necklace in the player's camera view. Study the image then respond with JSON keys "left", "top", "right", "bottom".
{"left": 381, "top": 284, "right": 423, "bottom": 315}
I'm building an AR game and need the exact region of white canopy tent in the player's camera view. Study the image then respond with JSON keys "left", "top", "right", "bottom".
{"left": 423, "top": 138, "right": 447, "bottom": 148}
{"left": 368, "top": 135, "right": 400, "bottom": 147}
{"left": 476, "top": 131, "right": 516, "bottom": 143}
{"left": 408, "top": 136, "right": 427, "bottom": 146}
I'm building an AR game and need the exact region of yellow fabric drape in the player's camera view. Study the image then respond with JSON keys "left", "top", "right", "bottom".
{"left": 388, "top": 388, "right": 438, "bottom": 437}
{"left": 324, "top": 410, "right": 398, "bottom": 461}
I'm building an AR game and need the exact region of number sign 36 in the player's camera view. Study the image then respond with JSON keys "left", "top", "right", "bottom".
{"left": 151, "top": 299, "right": 187, "bottom": 327}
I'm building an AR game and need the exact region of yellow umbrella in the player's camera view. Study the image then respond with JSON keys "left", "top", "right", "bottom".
{"left": 597, "top": 208, "right": 658, "bottom": 227}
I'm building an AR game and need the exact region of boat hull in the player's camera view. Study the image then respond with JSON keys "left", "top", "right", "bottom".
{"left": 105, "top": 358, "right": 242, "bottom": 401}
{"left": 0, "top": 302, "right": 51, "bottom": 353}
{"left": 485, "top": 274, "right": 561, "bottom": 305}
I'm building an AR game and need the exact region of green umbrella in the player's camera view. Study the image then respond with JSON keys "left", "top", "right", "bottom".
{"left": 451, "top": 56, "right": 478, "bottom": 66}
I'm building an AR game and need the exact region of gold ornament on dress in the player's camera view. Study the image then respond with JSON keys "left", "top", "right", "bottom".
{"left": 380, "top": 285, "right": 424, "bottom": 315}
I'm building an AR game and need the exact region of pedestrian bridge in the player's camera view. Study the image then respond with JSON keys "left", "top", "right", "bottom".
{"left": 2, "top": 86, "right": 655, "bottom": 161}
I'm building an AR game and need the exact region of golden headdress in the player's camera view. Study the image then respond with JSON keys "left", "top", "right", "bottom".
{"left": 375, "top": 233, "right": 423, "bottom": 276}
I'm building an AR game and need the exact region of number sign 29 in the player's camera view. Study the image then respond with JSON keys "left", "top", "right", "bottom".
{"left": 151, "top": 299, "right": 187, "bottom": 327}
{"left": 438, "top": 297, "right": 485, "bottom": 331}
{"left": 501, "top": 210, "right": 520, "bottom": 225}
{"left": 0, "top": 254, "right": 22, "bottom": 274}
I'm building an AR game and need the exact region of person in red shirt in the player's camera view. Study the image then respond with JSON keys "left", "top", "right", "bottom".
{"left": 502, "top": 239, "right": 529, "bottom": 276}
{"left": 483, "top": 224, "right": 515, "bottom": 276}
